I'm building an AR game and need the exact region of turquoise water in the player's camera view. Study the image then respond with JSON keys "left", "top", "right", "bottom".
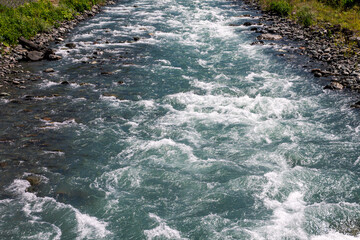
{"left": 1, "top": 0, "right": 360, "bottom": 239}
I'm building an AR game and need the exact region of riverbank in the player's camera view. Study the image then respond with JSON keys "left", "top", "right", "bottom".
{"left": 0, "top": 0, "right": 116, "bottom": 91}
{"left": 241, "top": 0, "right": 360, "bottom": 107}
{"left": 1, "top": 0, "right": 360, "bottom": 107}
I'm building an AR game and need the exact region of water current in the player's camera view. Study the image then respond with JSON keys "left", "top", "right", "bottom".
{"left": 1, "top": 0, "right": 360, "bottom": 239}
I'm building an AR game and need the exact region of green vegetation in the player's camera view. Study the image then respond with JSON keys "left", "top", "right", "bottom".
{"left": 0, "top": 0, "right": 105, "bottom": 45}
{"left": 296, "top": 6, "right": 314, "bottom": 27}
{"left": 260, "top": 0, "right": 360, "bottom": 34}
{"left": 269, "top": 0, "right": 292, "bottom": 17}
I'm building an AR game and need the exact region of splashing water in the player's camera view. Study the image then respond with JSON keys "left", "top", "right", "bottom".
{"left": 1, "top": 0, "right": 360, "bottom": 239}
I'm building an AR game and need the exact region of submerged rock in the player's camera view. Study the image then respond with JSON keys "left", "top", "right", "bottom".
{"left": 65, "top": 43, "right": 76, "bottom": 49}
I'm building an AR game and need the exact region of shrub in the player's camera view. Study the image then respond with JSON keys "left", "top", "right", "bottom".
{"left": 269, "top": 0, "right": 291, "bottom": 17}
{"left": 296, "top": 6, "right": 314, "bottom": 27}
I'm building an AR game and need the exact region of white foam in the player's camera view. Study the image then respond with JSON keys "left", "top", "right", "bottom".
{"left": 4, "top": 179, "right": 111, "bottom": 239}
{"left": 311, "top": 231, "right": 360, "bottom": 240}
{"left": 38, "top": 118, "right": 79, "bottom": 130}
{"left": 144, "top": 213, "right": 187, "bottom": 240}
{"left": 38, "top": 80, "right": 59, "bottom": 89}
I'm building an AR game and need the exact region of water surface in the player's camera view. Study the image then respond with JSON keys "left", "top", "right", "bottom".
{"left": 1, "top": 0, "right": 360, "bottom": 239}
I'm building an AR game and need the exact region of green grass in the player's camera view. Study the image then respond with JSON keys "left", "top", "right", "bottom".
{"left": 259, "top": 0, "right": 360, "bottom": 36}
{"left": 0, "top": 0, "right": 105, "bottom": 45}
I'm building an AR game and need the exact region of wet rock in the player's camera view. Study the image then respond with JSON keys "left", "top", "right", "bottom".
{"left": 61, "top": 81, "right": 70, "bottom": 85}
{"left": 314, "top": 72, "right": 322, "bottom": 77}
{"left": 257, "top": 34, "right": 282, "bottom": 41}
{"left": 133, "top": 36, "right": 140, "bottom": 41}
{"left": 0, "top": 162, "right": 7, "bottom": 168}
{"left": 55, "top": 37, "right": 64, "bottom": 42}
{"left": 26, "top": 175, "right": 41, "bottom": 186}
{"left": 101, "top": 71, "right": 113, "bottom": 75}
{"left": 93, "top": 50, "right": 103, "bottom": 55}
{"left": 251, "top": 41, "right": 264, "bottom": 45}
{"left": 27, "top": 51, "right": 44, "bottom": 61}
{"left": 65, "top": 43, "right": 76, "bottom": 49}
{"left": 351, "top": 101, "right": 360, "bottom": 108}
{"left": 267, "top": 27, "right": 279, "bottom": 34}
{"left": 24, "top": 95, "right": 34, "bottom": 100}
{"left": 0, "top": 92, "right": 10, "bottom": 97}
{"left": 243, "top": 22, "right": 252, "bottom": 26}
{"left": 48, "top": 54, "right": 62, "bottom": 60}
{"left": 44, "top": 68, "right": 55, "bottom": 73}
{"left": 12, "top": 80, "right": 20, "bottom": 85}
{"left": 324, "top": 81, "right": 344, "bottom": 90}
{"left": 117, "top": 80, "right": 124, "bottom": 84}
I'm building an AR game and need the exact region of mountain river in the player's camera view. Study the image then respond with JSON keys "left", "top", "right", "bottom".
{"left": 1, "top": 0, "right": 360, "bottom": 239}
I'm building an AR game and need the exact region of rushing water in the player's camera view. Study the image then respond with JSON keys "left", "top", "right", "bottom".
{"left": 1, "top": 0, "right": 360, "bottom": 239}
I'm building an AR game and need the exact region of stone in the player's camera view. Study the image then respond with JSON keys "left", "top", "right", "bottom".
{"left": 65, "top": 43, "right": 76, "bottom": 49}
{"left": 251, "top": 41, "right": 264, "bottom": 45}
{"left": 61, "top": 81, "right": 70, "bottom": 85}
{"left": 350, "top": 101, "right": 360, "bottom": 108}
{"left": 24, "top": 95, "right": 34, "bottom": 100}
{"left": 101, "top": 71, "right": 113, "bottom": 75}
{"left": 243, "top": 22, "right": 252, "bottom": 26}
{"left": 55, "top": 37, "right": 64, "bottom": 42}
{"left": 26, "top": 175, "right": 41, "bottom": 186}
{"left": 44, "top": 68, "right": 55, "bottom": 73}
{"left": 324, "top": 81, "right": 344, "bottom": 90}
{"left": 18, "top": 36, "right": 41, "bottom": 51}
{"left": 257, "top": 34, "right": 282, "bottom": 41}
{"left": 0, "top": 92, "right": 10, "bottom": 97}
{"left": 314, "top": 72, "right": 322, "bottom": 77}
{"left": 133, "top": 36, "right": 140, "bottom": 41}
{"left": 48, "top": 54, "right": 62, "bottom": 60}
{"left": 27, "top": 51, "right": 44, "bottom": 61}
{"left": 118, "top": 80, "right": 124, "bottom": 84}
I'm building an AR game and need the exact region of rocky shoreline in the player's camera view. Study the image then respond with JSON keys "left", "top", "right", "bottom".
{"left": 0, "top": 0, "right": 116, "bottom": 92}
{"left": 1, "top": 0, "right": 360, "bottom": 107}
{"left": 240, "top": 0, "right": 360, "bottom": 107}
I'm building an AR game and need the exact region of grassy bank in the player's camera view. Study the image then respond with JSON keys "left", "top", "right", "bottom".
{"left": 0, "top": 0, "right": 106, "bottom": 46}
{"left": 258, "top": 0, "right": 360, "bottom": 35}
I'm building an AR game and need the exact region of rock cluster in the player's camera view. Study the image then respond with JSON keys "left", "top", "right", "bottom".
{"left": 0, "top": 1, "right": 116, "bottom": 88}
{"left": 241, "top": 0, "right": 360, "bottom": 106}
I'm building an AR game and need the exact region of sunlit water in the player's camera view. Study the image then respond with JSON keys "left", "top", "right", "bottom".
{"left": 1, "top": 0, "right": 360, "bottom": 239}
